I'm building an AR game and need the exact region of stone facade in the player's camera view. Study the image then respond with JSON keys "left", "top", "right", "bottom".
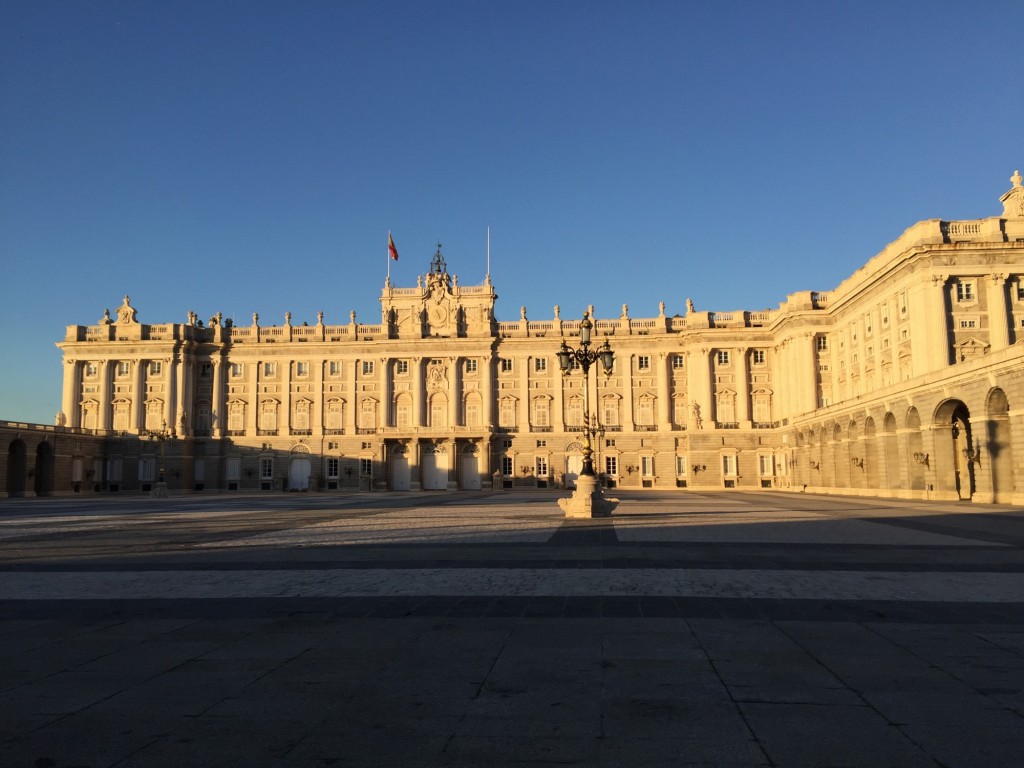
{"left": 5, "top": 171, "right": 1024, "bottom": 502}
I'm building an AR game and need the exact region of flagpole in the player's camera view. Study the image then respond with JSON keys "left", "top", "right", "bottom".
{"left": 486, "top": 225, "right": 491, "bottom": 281}
{"left": 387, "top": 230, "right": 391, "bottom": 283}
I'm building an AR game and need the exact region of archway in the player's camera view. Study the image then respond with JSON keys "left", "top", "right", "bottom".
{"left": 882, "top": 412, "right": 899, "bottom": 490}
{"left": 421, "top": 443, "right": 448, "bottom": 490}
{"left": 906, "top": 408, "right": 926, "bottom": 492}
{"left": 6, "top": 439, "right": 27, "bottom": 497}
{"left": 863, "top": 417, "right": 880, "bottom": 490}
{"left": 391, "top": 444, "right": 410, "bottom": 491}
{"left": 563, "top": 440, "right": 585, "bottom": 489}
{"left": 933, "top": 400, "right": 974, "bottom": 500}
{"left": 34, "top": 442, "right": 54, "bottom": 497}
{"left": 287, "top": 445, "right": 311, "bottom": 491}
{"left": 460, "top": 443, "right": 481, "bottom": 490}
{"left": 985, "top": 388, "right": 1013, "bottom": 503}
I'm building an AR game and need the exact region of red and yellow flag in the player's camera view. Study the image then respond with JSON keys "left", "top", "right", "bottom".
{"left": 388, "top": 232, "right": 399, "bottom": 261}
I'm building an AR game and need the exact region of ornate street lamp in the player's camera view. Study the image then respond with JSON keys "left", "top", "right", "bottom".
{"left": 143, "top": 420, "right": 173, "bottom": 497}
{"left": 556, "top": 311, "right": 618, "bottom": 518}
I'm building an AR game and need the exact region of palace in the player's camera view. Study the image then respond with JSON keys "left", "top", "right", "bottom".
{"left": 5, "top": 170, "right": 1024, "bottom": 502}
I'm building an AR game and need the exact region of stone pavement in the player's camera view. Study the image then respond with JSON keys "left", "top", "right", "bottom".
{"left": 1, "top": 490, "right": 1023, "bottom": 767}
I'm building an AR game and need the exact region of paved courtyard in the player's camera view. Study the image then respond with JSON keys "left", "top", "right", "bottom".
{"left": 1, "top": 490, "right": 1023, "bottom": 767}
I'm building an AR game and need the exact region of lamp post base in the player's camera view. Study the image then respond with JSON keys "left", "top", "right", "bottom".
{"left": 558, "top": 474, "right": 618, "bottom": 518}
{"left": 151, "top": 481, "right": 169, "bottom": 498}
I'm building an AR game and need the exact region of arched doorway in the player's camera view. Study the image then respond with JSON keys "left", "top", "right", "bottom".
{"left": 391, "top": 444, "right": 410, "bottom": 491}
{"left": 863, "top": 417, "right": 880, "bottom": 491}
{"left": 985, "top": 388, "right": 1013, "bottom": 503}
{"left": 6, "top": 439, "right": 27, "bottom": 497}
{"left": 882, "top": 413, "right": 899, "bottom": 490}
{"left": 34, "top": 442, "right": 55, "bottom": 497}
{"left": 563, "top": 441, "right": 585, "bottom": 489}
{"left": 460, "top": 444, "right": 481, "bottom": 490}
{"left": 421, "top": 444, "right": 448, "bottom": 490}
{"left": 288, "top": 445, "right": 311, "bottom": 491}
{"left": 906, "top": 408, "right": 926, "bottom": 492}
{"left": 931, "top": 400, "right": 973, "bottom": 500}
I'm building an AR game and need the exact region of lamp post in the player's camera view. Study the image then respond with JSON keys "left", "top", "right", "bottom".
{"left": 556, "top": 311, "right": 619, "bottom": 518}
{"left": 143, "top": 420, "right": 172, "bottom": 497}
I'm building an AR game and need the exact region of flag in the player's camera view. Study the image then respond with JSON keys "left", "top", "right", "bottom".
{"left": 388, "top": 232, "right": 399, "bottom": 261}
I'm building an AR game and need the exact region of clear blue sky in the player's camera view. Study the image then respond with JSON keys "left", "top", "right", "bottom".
{"left": 2, "top": 1, "right": 1022, "bottom": 424}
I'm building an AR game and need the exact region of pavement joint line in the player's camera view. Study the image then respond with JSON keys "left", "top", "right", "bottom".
{"left": 3, "top": 567, "right": 1024, "bottom": 602}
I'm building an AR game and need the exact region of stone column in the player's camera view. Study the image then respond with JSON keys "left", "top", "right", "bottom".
{"left": 522, "top": 357, "right": 531, "bottom": 431}
{"left": 413, "top": 358, "right": 425, "bottom": 427}
{"left": 910, "top": 275, "right": 949, "bottom": 376}
{"left": 687, "top": 348, "right": 712, "bottom": 429}
{"left": 449, "top": 357, "right": 460, "bottom": 428}
{"left": 62, "top": 359, "right": 80, "bottom": 428}
{"left": 481, "top": 357, "right": 494, "bottom": 427}
{"left": 988, "top": 273, "right": 1010, "bottom": 351}
{"left": 622, "top": 355, "right": 635, "bottom": 431}
{"left": 283, "top": 359, "right": 293, "bottom": 434}
{"left": 212, "top": 357, "right": 225, "bottom": 437}
{"left": 178, "top": 359, "right": 192, "bottom": 437}
{"left": 346, "top": 359, "right": 358, "bottom": 434}
{"left": 312, "top": 358, "right": 324, "bottom": 436}
{"left": 246, "top": 359, "right": 259, "bottom": 435}
{"left": 735, "top": 347, "right": 750, "bottom": 426}
{"left": 657, "top": 352, "right": 671, "bottom": 429}
{"left": 98, "top": 360, "right": 112, "bottom": 431}
{"left": 131, "top": 360, "right": 145, "bottom": 431}
{"left": 380, "top": 357, "right": 391, "bottom": 427}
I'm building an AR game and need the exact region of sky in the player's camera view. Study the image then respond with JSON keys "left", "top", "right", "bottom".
{"left": 2, "top": 0, "right": 1022, "bottom": 425}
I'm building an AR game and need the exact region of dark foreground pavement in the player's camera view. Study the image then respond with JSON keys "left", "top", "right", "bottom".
{"left": 1, "top": 490, "right": 1023, "bottom": 767}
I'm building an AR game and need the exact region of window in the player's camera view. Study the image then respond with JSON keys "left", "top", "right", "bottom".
{"left": 85, "top": 363, "right": 97, "bottom": 377}
{"left": 759, "top": 455, "right": 775, "bottom": 476}
{"left": 501, "top": 456, "right": 513, "bottom": 476}
{"left": 260, "top": 458, "right": 273, "bottom": 480}
{"left": 230, "top": 362, "right": 243, "bottom": 377}
{"left": 329, "top": 361, "right": 341, "bottom": 376}
{"left": 328, "top": 441, "right": 339, "bottom": 450}
{"left": 959, "top": 319, "right": 977, "bottom": 329}
{"left": 503, "top": 439, "right": 513, "bottom": 448}
{"left": 605, "top": 439, "right": 616, "bottom": 448}
{"left": 360, "top": 458, "right": 373, "bottom": 476}
{"left": 816, "top": 336, "right": 828, "bottom": 351}
{"left": 138, "top": 457, "right": 156, "bottom": 483}
{"left": 465, "top": 359, "right": 478, "bottom": 373}
{"left": 499, "top": 398, "right": 517, "bottom": 427}
{"left": 672, "top": 354, "right": 685, "bottom": 370}
{"left": 117, "top": 362, "right": 130, "bottom": 376}
{"left": 326, "top": 458, "right": 339, "bottom": 479}
{"left": 396, "top": 360, "right": 408, "bottom": 375}
{"left": 675, "top": 456, "right": 687, "bottom": 476}
{"left": 535, "top": 456, "right": 548, "bottom": 477}
{"left": 722, "top": 454, "right": 737, "bottom": 476}
{"left": 956, "top": 281, "right": 975, "bottom": 303}
{"left": 296, "top": 362, "right": 309, "bottom": 377}
{"left": 362, "top": 360, "right": 374, "bottom": 375}
{"left": 637, "top": 355, "right": 651, "bottom": 370}
{"left": 396, "top": 397, "right": 411, "bottom": 427}
{"left": 752, "top": 350, "right": 766, "bottom": 365}
{"left": 361, "top": 441, "right": 372, "bottom": 449}
{"left": 532, "top": 398, "right": 550, "bottom": 427}
{"left": 566, "top": 397, "right": 583, "bottom": 426}
{"left": 716, "top": 350, "right": 730, "bottom": 365}
{"left": 641, "top": 456, "right": 654, "bottom": 477}
{"left": 200, "top": 363, "right": 212, "bottom": 377}
{"left": 500, "top": 358, "right": 513, "bottom": 373}
{"left": 1017, "top": 281, "right": 1024, "bottom": 301}
{"left": 605, "top": 455, "right": 618, "bottom": 476}
{"left": 536, "top": 439, "right": 546, "bottom": 448}
{"left": 149, "top": 361, "right": 162, "bottom": 376}
{"left": 534, "top": 358, "right": 547, "bottom": 373}
{"left": 263, "top": 362, "right": 276, "bottom": 377}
